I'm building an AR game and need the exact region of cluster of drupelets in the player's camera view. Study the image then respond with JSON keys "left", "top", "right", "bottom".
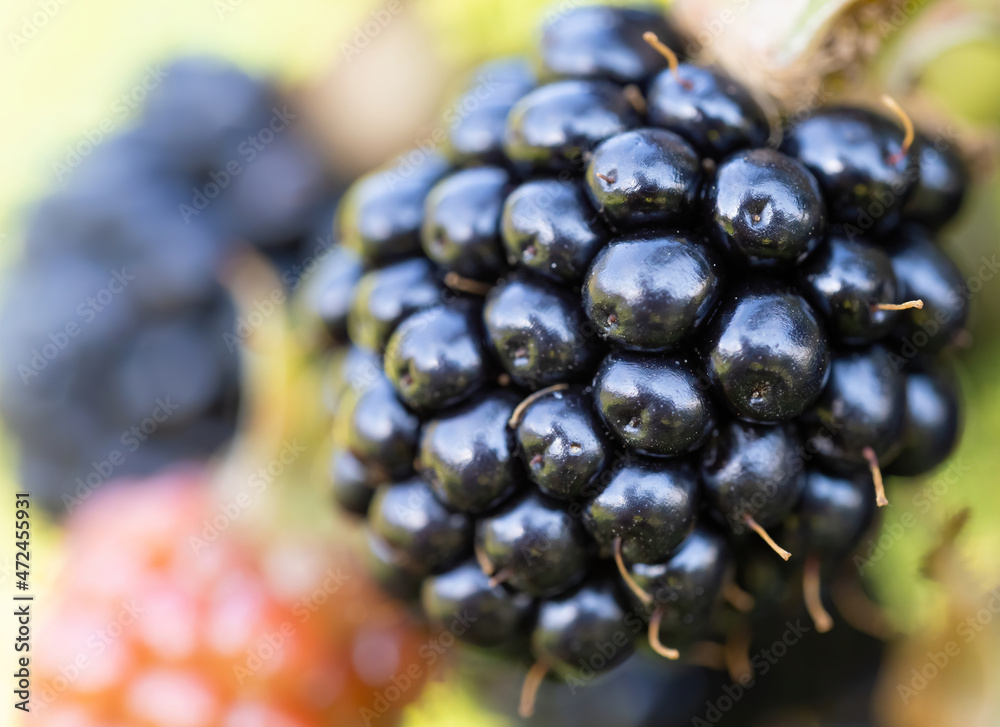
{"left": 299, "top": 5, "right": 968, "bottom": 716}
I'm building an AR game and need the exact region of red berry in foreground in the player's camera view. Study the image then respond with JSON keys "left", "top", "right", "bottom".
{"left": 32, "top": 469, "right": 429, "bottom": 727}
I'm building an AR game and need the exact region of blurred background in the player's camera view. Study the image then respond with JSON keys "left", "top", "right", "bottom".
{"left": 1, "top": 0, "right": 999, "bottom": 725}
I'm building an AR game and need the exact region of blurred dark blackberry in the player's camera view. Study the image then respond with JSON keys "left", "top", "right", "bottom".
{"left": 300, "top": 3, "right": 971, "bottom": 717}
{"left": 1, "top": 58, "right": 345, "bottom": 512}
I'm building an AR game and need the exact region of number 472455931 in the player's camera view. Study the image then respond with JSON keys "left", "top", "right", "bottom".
{"left": 15, "top": 495, "right": 30, "bottom": 585}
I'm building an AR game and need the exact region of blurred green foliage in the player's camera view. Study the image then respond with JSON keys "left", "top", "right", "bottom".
{"left": 925, "top": 42, "right": 1000, "bottom": 123}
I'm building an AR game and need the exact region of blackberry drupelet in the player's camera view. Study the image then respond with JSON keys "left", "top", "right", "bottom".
{"left": 503, "top": 80, "right": 640, "bottom": 172}
{"left": 422, "top": 165, "right": 513, "bottom": 279}
{"left": 800, "top": 344, "right": 906, "bottom": 498}
{"left": 476, "top": 490, "right": 591, "bottom": 597}
{"left": 513, "top": 386, "right": 609, "bottom": 501}
{"left": 790, "top": 469, "right": 877, "bottom": 632}
{"left": 583, "top": 457, "right": 699, "bottom": 564}
{"left": 781, "top": 105, "right": 919, "bottom": 233}
{"left": 585, "top": 128, "right": 702, "bottom": 229}
{"left": 903, "top": 132, "right": 969, "bottom": 230}
{"left": 502, "top": 178, "right": 608, "bottom": 283}
{"left": 422, "top": 561, "right": 534, "bottom": 647}
{"left": 297, "top": 244, "right": 364, "bottom": 347}
{"left": 328, "top": 447, "right": 378, "bottom": 517}
{"left": 347, "top": 257, "right": 443, "bottom": 351}
{"left": 484, "top": 276, "right": 601, "bottom": 389}
{"left": 384, "top": 302, "right": 490, "bottom": 412}
{"left": 368, "top": 477, "right": 473, "bottom": 575}
{"left": 417, "top": 391, "right": 522, "bottom": 514}
{"left": 705, "top": 280, "right": 831, "bottom": 423}
{"left": 796, "top": 234, "right": 910, "bottom": 345}
{"left": 524, "top": 578, "right": 638, "bottom": 714}
{"left": 630, "top": 525, "right": 732, "bottom": 654}
{"left": 886, "top": 224, "right": 970, "bottom": 354}
{"left": 539, "top": 5, "right": 679, "bottom": 85}
{"left": 447, "top": 59, "right": 537, "bottom": 166}
{"left": 646, "top": 52, "right": 770, "bottom": 159}
{"left": 886, "top": 364, "right": 961, "bottom": 477}
{"left": 584, "top": 232, "right": 722, "bottom": 352}
{"left": 593, "top": 351, "right": 715, "bottom": 457}
{"left": 706, "top": 147, "right": 825, "bottom": 267}
{"left": 338, "top": 151, "right": 450, "bottom": 265}
{"left": 345, "top": 376, "right": 422, "bottom": 480}
{"left": 701, "top": 420, "right": 805, "bottom": 532}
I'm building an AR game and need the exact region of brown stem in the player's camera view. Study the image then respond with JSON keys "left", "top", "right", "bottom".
{"left": 623, "top": 83, "right": 647, "bottom": 114}
{"left": 873, "top": 299, "right": 923, "bottom": 311}
{"left": 642, "top": 31, "right": 692, "bottom": 89}
{"left": 743, "top": 514, "right": 792, "bottom": 561}
{"left": 723, "top": 581, "right": 755, "bottom": 613}
{"left": 508, "top": 383, "right": 571, "bottom": 428}
{"left": 649, "top": 607, "right": 680, "bottom": 659}
{"left": 882, "top": 95, "right": 914, "bottom": 165}
{"left": 444, "top": 271, "right": 492, "bottom": 296}
{"left": 613, "top": 537, "right": 653, "bottom": 606}
{"left": 685, "top": 641, "right": 727, "bottom": 670}
{"left": 831, "top": 569, "right": 894, "bottom": 641}
{"left": 862, "top": 446, "right": 889, "bottom": 507}
{"left": 803, "top": 555, "right": 834, "bottom": 633}
{"left": 519, "top": 661, "right": 550, "bottom": 718}
{"left": 724, "top": 624, "right": 754, "bottom": 684}
{"left": 488, "top": 568, "right": 513, "bottom": 588}
{"left": 474, "top": 542, "right": 495, "bottom": 577}
{"left": 952, "top": 329, "right": 973, "bottom": 348}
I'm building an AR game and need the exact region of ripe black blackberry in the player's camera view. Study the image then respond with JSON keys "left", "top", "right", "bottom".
{"left": 305, "top": 3, "right": 971, "bottom": 716}
{"left": 3, "top": 58, "right": 344, "bottom": 513}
